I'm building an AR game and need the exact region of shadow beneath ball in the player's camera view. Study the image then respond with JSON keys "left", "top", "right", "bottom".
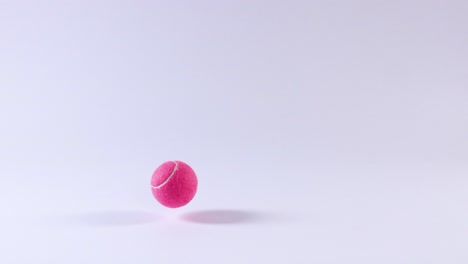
{"left": 181, "top": 210, "right": 269, "bottom": 225}
{"left": 67, "top": 210, "right": 160, "bottom": 227}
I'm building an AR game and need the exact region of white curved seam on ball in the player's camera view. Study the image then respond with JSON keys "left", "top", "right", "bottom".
{"left": 151, "top": 161, "right": 178, "bottom": 189}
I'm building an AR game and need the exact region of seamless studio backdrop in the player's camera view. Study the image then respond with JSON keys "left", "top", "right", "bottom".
{"left": 1, "top": 1, "right": 467, "bottom": 263}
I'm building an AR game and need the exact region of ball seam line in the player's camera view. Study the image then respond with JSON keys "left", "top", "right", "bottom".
{"left": 151, "top": 161, "right": 178, "bottom": 189}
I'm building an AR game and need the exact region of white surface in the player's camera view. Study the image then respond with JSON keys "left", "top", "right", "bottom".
{"left": 1, "top": 1, "right": 467, "bottom": 263}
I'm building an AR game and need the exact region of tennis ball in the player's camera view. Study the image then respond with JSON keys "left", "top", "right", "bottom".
{"left": 151, "top": 160, "right": 198, "bottom": 208}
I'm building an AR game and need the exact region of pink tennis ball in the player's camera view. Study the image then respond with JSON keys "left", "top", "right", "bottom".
{"left": 150, "top": 160, "right": 198, "bottom": 208}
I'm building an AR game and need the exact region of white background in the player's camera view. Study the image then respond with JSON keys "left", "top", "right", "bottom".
{"left": 1, "top": 1, "right": 467, "bottom": 263}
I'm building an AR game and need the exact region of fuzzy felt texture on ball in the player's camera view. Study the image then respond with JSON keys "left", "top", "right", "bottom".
{"left": 151, "top": 161, "right": 198, "bottom": 208}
